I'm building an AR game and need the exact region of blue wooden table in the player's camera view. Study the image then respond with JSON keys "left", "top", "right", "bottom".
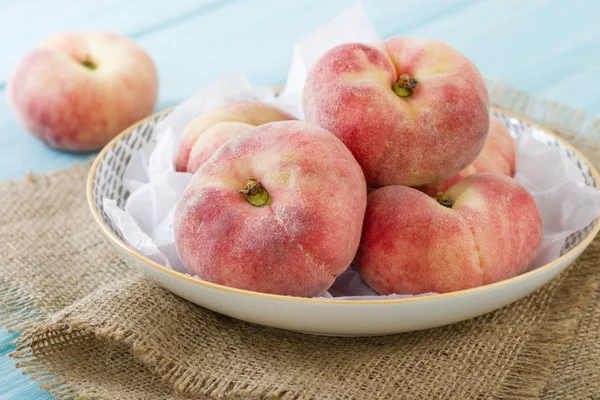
{"left": 1, "top": 1, "right": 599, "bottom": 398}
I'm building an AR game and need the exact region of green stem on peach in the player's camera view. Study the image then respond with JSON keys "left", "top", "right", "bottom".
{"left": 239, "top": 177, "right": 271, "bottom": 207}
{"left": 436, "top": 192, "right": 454, "bottom": 208}
{"left": 392, "top": 73, "right": 418, "bottom": 98}
{"left": 81, "top": 55, "right": 97, "bottom": 70}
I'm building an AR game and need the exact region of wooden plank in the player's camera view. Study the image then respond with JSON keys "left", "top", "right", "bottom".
{"left": 0, "top": 0, "right": 232, "bottom": 83}
{"left": 375, "top": 0, "right": 600, "bottom": 112}
{"left": 0, "top": 330, "right": 48, "bottom": 400}
{"left": 132, "top": 0, "right": 476, "bottom": 105}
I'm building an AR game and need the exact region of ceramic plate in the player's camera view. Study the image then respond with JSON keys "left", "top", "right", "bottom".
{"left": 87, "top": 107, "right": 600, "bottom": 336}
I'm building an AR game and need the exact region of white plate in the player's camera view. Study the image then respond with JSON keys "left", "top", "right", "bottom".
{"left": 87, "top": 107, "right": 600, "bottom": 336}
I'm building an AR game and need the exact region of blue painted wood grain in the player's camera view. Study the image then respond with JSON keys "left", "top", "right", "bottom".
{"left": 1, "top": 0, "right": 599, "bottom": 398}
{"left": 2, "top": 0, "right": 599, "bottom": 181}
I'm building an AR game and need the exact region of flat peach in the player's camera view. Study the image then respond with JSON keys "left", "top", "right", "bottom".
{"left": 356, "top": 173, "right": 542, "bottom": 295}
{"left": 7, "top": 31, "right": 158, "bottom": 152}
{"left": 304, "top": 37, "right": 490, "bottom": 187}
{"left": 176, "top": 101, "right": 295, "bottom": 172}
{"left": 418, "top": 114, "right": 516, "bottom": 196}
{"left": 175, "top": 121, "right": 367, "bottom": 297}
{"left": 187, "top": 122, "right": 254, "bottom": 173}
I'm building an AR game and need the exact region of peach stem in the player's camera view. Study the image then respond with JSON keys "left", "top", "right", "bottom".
{"left": 239, "top": 177, "right": 271, "bottom": 207}
{"left": 392, "top": 73, "right": 418, "bottom": 98}
{"left": 436, "top": 192, "right": 454, "bottom": 208}
{"left": 81, "top": 55, "right": 97, "bottom": 70}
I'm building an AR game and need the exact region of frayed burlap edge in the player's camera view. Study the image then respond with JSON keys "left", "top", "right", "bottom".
{"left": 3, "top": 82, "right": 600, "bottom": 399}
{"left": 0, "top": 163, "right": 93, "bottom": 399}
{"left": 10, "top": 246, "right": 600, "bottom": 400}
{"left": 0, "top": 283, "right": 44, "bottom": 332}
{"left": 13, "top": 320, "right": 299, "bottom": 399}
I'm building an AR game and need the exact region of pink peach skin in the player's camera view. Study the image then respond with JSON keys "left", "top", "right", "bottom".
{"left": 356, "top": 173, "right": 542, "bottom": 295}
{"left": 304, "top": 37, "right": 490, "bottom": 187}
{"left": 176, "top": 101, "right": 296, "bottom": 172}
{"left": 7, "top": 31, "right": 158, "bottom": 152}
{"left": 174, "top": 120, "right": 367, "bottom": 297}
{"left": 187, "top": 121, "right": 254, "bottom": 173}
{"left": 418, "top": 114, "right": 516, "bottom": 196}
{"left": 483, "top": 114, "right": 517, "bottom": 176}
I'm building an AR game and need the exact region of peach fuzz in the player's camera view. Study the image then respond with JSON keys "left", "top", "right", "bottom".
{"left": 304, "top": 37, "right": 490, "bottom": 187}
{"left": 176, "top": 101, "right": 296, "bottom": 172}
{"left": 174, "top": 120, "right": 367, "bottom": 297}
{"left": 7, "top": 31, "right": 158, "bottom": 152}
{"left": 356, "top": 173, "right": 542, "bottom": 295}
{"left": 418, "top": 114, "right": 516, "bottom": 196}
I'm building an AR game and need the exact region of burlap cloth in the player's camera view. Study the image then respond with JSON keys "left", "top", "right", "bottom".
{"left": 1, "top": 81, "right": 600, "bottom": 399}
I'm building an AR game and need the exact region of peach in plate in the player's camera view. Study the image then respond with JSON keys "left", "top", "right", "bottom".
{"left": 356, "top": 173, "right": 543, "bottom": 295}
{"left": 176, "top": 101, "right": 296, "bottom": 173}
{"left": 304, "top": 37, "right": 490, "bottom": 187}
{"left": 174, "top": 120, "right": 367, "bottom": 297}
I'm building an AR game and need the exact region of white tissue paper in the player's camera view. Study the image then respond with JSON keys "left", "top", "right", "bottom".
{"left": 103, "top": 2, "right": 600, "bottom": 299}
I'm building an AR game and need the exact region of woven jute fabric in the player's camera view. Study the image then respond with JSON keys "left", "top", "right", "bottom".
{"left": 1, "top": 82, "right": 600, "bottom": 399}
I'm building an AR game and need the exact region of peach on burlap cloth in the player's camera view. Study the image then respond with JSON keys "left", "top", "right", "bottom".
{"left": 1, "top": 81, "right": 600, "bottom": 399}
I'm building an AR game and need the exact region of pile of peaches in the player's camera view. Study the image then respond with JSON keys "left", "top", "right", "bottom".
{"left": 8, "top": 32, "right": 543, "bottom": 298}
{"left": 174, "top": 37, "right": 542, "bottom": 298}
